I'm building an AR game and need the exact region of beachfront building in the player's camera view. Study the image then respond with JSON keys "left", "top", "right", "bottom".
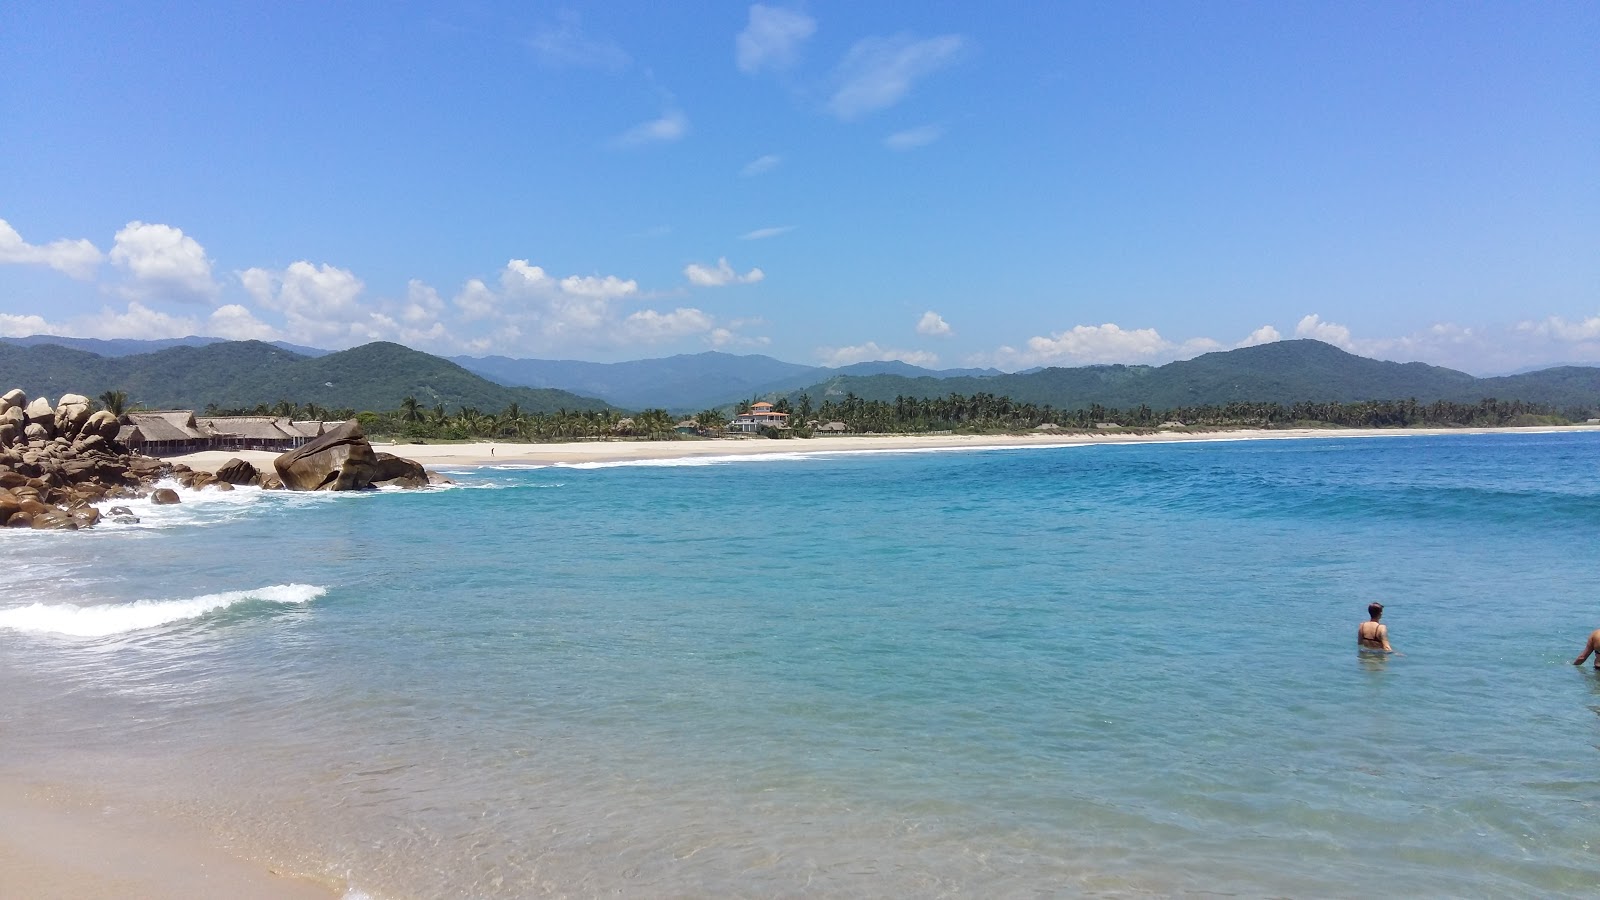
{"left": 118, "top": 411, "right": 213, "bottom": 455}
{"left": 114, "top": 411, "right": 328, "bottom": 456}
{"left": 727, "top": 402, "right": 789, "bottom": 434}
{"left": 197, "top": 416, "right": 318, "bottom": 452}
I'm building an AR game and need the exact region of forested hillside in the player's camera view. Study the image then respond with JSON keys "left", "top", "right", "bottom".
{"left": 0, "top": 340, "right": 611, "bottom": 413}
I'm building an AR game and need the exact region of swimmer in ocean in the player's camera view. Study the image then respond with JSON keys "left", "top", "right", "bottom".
{"left": 1358, "top": 602, "right": 1392, "bottom": 653}
{"left": 1572, "top": 629, "right": 1600, "bottom": 669}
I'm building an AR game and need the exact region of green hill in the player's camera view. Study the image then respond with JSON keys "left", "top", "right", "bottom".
{"left": 0, "top": 340, "right": 611, "bottom": 413}
{"left": 780, "top": 341, "right": 1600, "bottom": 412}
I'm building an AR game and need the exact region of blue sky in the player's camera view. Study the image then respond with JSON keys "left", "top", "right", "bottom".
{"left": 1, "top": 1, "right": 1595, "bottom": 374}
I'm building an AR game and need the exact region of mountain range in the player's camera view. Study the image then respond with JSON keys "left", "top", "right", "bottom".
{"left": 778, "top": 340, "right": 1600, "bottom": 412}
{"left": 449, "top": 352, "right": 1002, "bottom": 410}
{"left": 3, "top": 334, "right": 1599, "bottom": 416}
{"left": 0, "top": 340, "right": 608, "bottom": 413}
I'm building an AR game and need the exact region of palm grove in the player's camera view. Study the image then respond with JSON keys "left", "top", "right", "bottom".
{"left": 182, "top": 391, "right": 1573, "bottom": 442}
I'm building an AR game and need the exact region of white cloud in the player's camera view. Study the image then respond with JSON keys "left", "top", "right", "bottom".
{"left": 401, "top": 279, "right": 445, "bottom": 324}
{"left": 740, "top": 225, "right": 793, "bottom": 240}
{"left": 885, "top": 124, "right": 943, "bottom": 151}
{"left": 454, "top": 278, "right": 499, "bottom": 321}
{"left": 527, "top": 15, "right": 629, "bottom": 72}
{"left": 916, "top": 311, "right": 952, "bottom": 336}
{"left": 740, "top": 153, "right": 783, "bottom": 177}
{"left": 0, "top": 219, "right": 102, "bottom": 280}
{"left": 109, "top": 221, "right": 219, "bottom": 301}
{"left": 622, "top": 307, "right": 714, "bottom": 342}
{"left": 1236, "top": 325, "right": 1282, "bottom": 348}
{"left": 820, "top": 341, "right": 940, "bottom": 368}
{"left": 609, "top": 109, "right": 689, "bottom": 147}
{"left": 0, "top": 313, "right": 54, "bottom": 336}
{"left": 237, "top": 261, "right": 383, "bottom": 345}
{"left": 74, "top": 301, "right": 202, "bottom": 340}
{"left": 559, "top": 273, "right": 638, "bottom": 299}
{"left": 1294, "top": 313, "right": 1353, "bottom": 348}
{"left": 207, "top": 304, "right": 279, "bottom": 341}
{"left": 828, "top": 34, "right": 965, "bottom": 120}
{"left": 994, "top": 323, "right": 1172, "bottom": 368}
{"left": 440, "top": 258, "right": 710, "bottom": 352}
{"left": 684, "top": 257, "right": 765, "bottom": 287}
{"left": 736, "top": 5, "right": 816, "bottom": 74}
{"left": 1518, "top": 314, "right": 1600, "bottom": 342}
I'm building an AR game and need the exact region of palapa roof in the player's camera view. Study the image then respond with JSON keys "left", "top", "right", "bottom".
{"left": 125, "top": 411, "right": 208, "bottom": 442}
{"left": 197, "top": 416, "right": 301, "bottom": 441}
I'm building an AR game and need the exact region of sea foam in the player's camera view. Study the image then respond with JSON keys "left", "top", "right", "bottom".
{"left": 0, "top": 584, "right": 326, "bottom": 637}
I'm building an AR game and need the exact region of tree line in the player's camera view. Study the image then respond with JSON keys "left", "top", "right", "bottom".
{"left": 149, "top": 390, "right": 1576, "bottom": 442}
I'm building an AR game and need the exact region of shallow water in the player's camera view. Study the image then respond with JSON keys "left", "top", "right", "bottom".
{"left": 3, "top": 432, "right": 1599, "bottom": 897}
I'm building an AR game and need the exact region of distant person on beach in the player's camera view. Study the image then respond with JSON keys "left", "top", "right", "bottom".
{"left": 1572, "top": 630, "right": 1600, "bottom": 668}
{"left": 1358, "top": 602, "right": 1392, "bottom": 652}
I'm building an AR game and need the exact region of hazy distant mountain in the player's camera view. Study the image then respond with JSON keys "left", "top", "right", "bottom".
{"left": 0, "top": 340, "right": 609, "bottom": 413}
{"left": 453, "top": 350, "right": 818, "bottom": 410}
{"left": 0, "top": 333, "right": 332, "bottom": 358}
{"left": 454, "top": 351, "right": 1007, "bottom": 410}
{"left": 776, "top": 340, "right": 1600, "bottom": 412}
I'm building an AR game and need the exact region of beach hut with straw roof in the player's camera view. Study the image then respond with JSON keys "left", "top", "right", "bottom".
{"left": 123, "top": 411, "right": 212, "bottom": 455}
{"left": 197, "top": 415, "right": 309, "bottom": 452}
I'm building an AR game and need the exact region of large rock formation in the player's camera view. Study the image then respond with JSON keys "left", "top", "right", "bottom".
{"left": 214, "top": 456, "right": 261, "bottom": 486}
{"left": 274, "top": 420, "right": 381, "bottom": 490}
{"left": 0, "top": 388, "right": 171, "bottom": 529}
{"left": 273, "top": 420, "right": 432, "bottom": 491}
{"left": 1, "top": 389, "right": 440, "bottom": 528}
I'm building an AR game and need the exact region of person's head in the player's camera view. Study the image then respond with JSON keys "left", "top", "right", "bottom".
{"left": 1368, "top": 602, "right": 1384, "bottom": 621}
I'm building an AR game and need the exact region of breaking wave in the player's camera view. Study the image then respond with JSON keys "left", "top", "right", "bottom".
{"left": 0, "top": 584, "right": 327, "bottom": 638}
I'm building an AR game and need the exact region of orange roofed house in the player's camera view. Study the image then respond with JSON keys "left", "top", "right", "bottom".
{"left": 727, "top": 401, "right": 789, "bottom": 434}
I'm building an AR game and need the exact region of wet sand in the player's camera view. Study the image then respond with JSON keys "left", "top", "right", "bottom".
{"left": 0, "top": 779, "right": 338, "bottom": 900}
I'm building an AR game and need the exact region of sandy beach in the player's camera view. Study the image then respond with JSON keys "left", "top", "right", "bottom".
{"left": 0, "top": 779, "right": 338, "bottom": 900}
{"left": 169, "top": 423, "right": 1600, "bottom": 474}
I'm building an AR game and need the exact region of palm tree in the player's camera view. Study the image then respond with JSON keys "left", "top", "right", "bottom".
{"left": 696, "top": 408, "right": 728, "bottom": 435}
{"left": 399, "top": 396, "right": 422, "bottom": 423}
{"left": 98, "top": 389, "right": 127, "bottom": 416}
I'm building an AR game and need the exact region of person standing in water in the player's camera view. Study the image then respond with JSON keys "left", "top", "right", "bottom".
{"left": 1572, "top": 630, "right": 1600, "bottom": 669}
{"left": 1358, "top": 602, "right": 1392, "bottom": 652}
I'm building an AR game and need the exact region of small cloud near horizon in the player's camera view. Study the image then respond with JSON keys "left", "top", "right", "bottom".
{"left": 885, "top": 124, "right": 943, "bottom": 151}
{"left": 608, "top": 109, "right": 689, "bottom": 148}
{"left": 683, "top": 257, "right": 765, "bottom": 287}
{"left": 916, "top": 311, "right": 952, "bottom": 336}
{"left": 740, "top": 225, "right": 794, "bottom": 241}
{"left": 739, "top": 153, "right": 783, "bottom": 177}
{"left": 819, "top": 341, "right": 939, "bottom": 368}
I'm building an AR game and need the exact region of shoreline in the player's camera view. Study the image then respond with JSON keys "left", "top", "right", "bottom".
{"left": 169, "top": 423, "right": 1600, "bottom": 473}
{"left": 0, "top": 776, "right": 340, "bottom": 900}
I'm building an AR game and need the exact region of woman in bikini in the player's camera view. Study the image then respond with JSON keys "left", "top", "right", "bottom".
{"left": 1358, "top": 602, "right": 1392, "bottom": 653}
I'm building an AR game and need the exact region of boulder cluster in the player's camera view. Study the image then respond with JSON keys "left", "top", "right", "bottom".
{"left": 1, "top": 389, "right": 439, "bottom": 531}
{"left": 1, "top": 388, "right": 161, "bottom": 529}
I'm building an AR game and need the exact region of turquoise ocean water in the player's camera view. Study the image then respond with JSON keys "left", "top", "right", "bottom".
{"left": 2, "top": 432, "right": 1599, "bottom": 897}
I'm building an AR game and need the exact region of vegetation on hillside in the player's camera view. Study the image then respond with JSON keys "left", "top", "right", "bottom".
{"left": 0, "top": 340, "right": 610, "bottom": 414}
{"left": 778, "top": 340, "right": 1600, "bottom": 414}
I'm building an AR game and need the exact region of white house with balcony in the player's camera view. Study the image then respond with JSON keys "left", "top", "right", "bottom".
{"left": 727, "top": 401, "right": 789, "bottom": 434}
